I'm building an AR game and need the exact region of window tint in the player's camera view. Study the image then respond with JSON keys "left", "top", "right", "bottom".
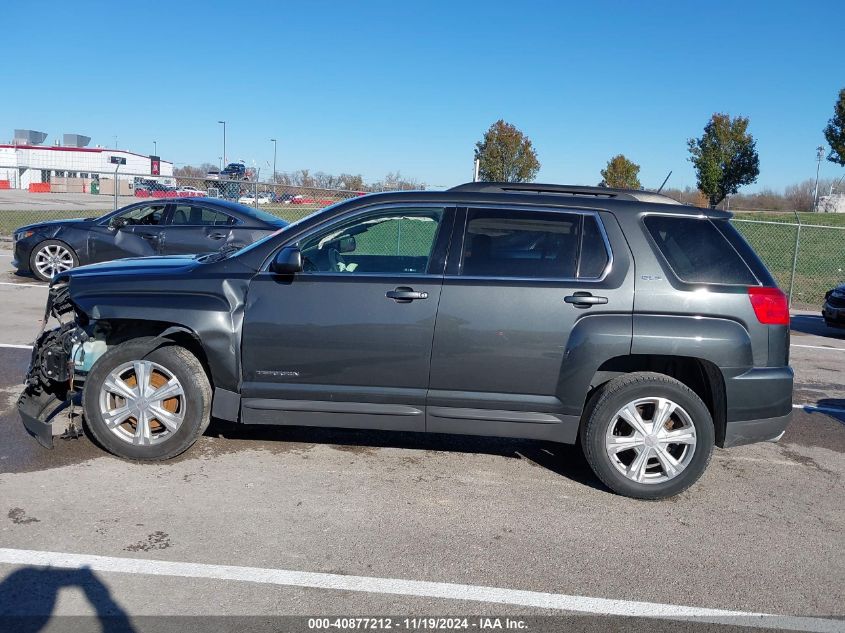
{"left": 171, "top": 205, "right": 235, "bottom": 226}
{"left": 578, "top": 215, "right": 610, "bottom": 278}
{"left": 644, "top": 215, "right": 758, "bottom": 285}
{"left": 461, "top": 209, "right": 591, "bottom": 279}
{"left": 116, "top": 204, "right": 167, "bottom": 226}
{"left": 300, "top": 209, "right": 444, "bottom": 274}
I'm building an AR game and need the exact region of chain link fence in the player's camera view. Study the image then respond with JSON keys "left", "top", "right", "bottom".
{"left": 731, "top": 212, "right": 845, "bottom": 310}
{"left": 0, "top": 164, "right": 363, "bottom": 237}
{"left": 1, "top": 166, "right": 843, "bottom": 309}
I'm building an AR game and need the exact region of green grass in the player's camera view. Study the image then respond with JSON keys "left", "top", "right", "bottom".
{"left": 0, "top": 209, "right": 105, "bottom": 236}
{"left": 0, "top": 204, "right": 326, "bottom": 237}
{"left": 732, "top": 211, "right": 845, "bottom": 228}
{"left": 732, "top": 218, "right": 845, "bottom": 308}
{"left": 4, "top": 207, "right": 841, "bottom": 309}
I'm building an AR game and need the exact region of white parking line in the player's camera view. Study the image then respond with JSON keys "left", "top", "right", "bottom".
{"left": 0, "top": 343, "right": 33, "bottom": 349}
{"left": 0, "top": 548, "right": 840, "bottom": 632}
{"left": 791, "top": 343, "right": 845, "bottom": 352}
{"left": 0, "top": 281, "right": 45, "bottom": 289}
{"left": 793, "top": 403, "right": 845, "bottom": 416}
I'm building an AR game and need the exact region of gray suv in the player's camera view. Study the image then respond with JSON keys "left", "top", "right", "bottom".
{"left": 19, "top": 182, "right": 793, "bottom": 499}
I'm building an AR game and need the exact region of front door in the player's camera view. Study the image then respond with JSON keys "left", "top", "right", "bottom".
{"left": 87, "top": 202, "right": 169, "bottom": 263}
{"left": 240, "top": 205, "right": 454, "bottom": 432}
{"left": 427, "top": 206, "right": 634, "bottom": 442}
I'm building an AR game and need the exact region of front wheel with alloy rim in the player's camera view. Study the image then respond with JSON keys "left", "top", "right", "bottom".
{"left": 581, "top": 372, "right": 714, "bottom": 500}
{"left": 83, "top": 340, "right": 211, "bottom": 460}
{"left": 29, "top": 239, "right": 78, "bottom": 282}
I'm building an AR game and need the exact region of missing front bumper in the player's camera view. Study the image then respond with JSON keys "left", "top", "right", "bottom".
{"left": 18, "top": 387, "right": 70, "bottom": 448}
{"left": 17, "top": 313, "right": 88, "bottom": 449}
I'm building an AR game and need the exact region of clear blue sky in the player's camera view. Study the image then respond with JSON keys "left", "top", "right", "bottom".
{"left": 3, "top": 0, "right": 842, "bottom": 190}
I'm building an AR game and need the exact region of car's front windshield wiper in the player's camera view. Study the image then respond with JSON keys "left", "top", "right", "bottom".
{"left": 198, "top": 243, "right": 243, "bottom": 263}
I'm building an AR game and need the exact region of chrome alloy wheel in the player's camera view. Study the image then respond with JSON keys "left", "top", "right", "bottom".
{"left": 98, "top": 360, "right": 186, "bottom": 446}
{"left": 33, "top": 244, "right": 74, "bottom": 278}
{"left": 605, "top": 397, "right": 697, "bottom": 484}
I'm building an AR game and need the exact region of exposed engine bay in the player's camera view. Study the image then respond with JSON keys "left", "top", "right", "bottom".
{"left": 18, "top": 282, "right": 109, "bottom": 448}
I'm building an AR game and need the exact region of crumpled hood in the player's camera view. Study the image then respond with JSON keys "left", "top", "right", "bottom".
{"left": 17, "top": 218, "right": 93, "bottom": 233}
{"left": 53, "top": 255, "right": 200, "bottom": 283}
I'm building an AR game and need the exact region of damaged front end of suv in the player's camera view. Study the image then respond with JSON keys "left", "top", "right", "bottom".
{"left": 18, "top": 282, "right": 107, "bottom": 447}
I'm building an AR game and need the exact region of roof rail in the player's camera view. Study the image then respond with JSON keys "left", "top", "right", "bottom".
{"left": 448, "top": 182, "right": 680, "bottom": 205}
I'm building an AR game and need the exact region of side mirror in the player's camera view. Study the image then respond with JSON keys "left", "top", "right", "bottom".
{"left": 271, "top": 246, "right": 303, "bottom": 274}
{"left": 109, "top": 217, "right": 129, "bottom": 230}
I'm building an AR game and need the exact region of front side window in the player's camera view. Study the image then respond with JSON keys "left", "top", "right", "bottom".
{"left": 171, "top": 205, "right": 235, "bottom": 226}
{"left": 461, "top": 209, "right": 609, "bottom": 279}
{"left": 644, "top": 215, "right": 757, "bottom": 285}
{"left": 116, "top": 204, "right": 167, "bottom": 226}
{"left": 299, "top": 208, "right": 444, "bottom": 274}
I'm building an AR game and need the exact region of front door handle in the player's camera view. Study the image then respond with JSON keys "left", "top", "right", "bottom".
{"left": 207, "top": 232, "right": 227, "bottom": 240}
{"left": 138, "top": 232, "right": 159, "bottom": 243}
{"left": 386, "top": 287, "right": 429, "bottom": 303}
{"left": 564, "top": 292, "right": 608, "bottom": 308}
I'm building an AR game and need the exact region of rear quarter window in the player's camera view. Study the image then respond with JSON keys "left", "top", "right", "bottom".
{"left": 643, "top": 215, "right": 758, "bottom": 285}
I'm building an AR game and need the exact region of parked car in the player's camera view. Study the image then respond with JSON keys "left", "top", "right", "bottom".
{"left": 822, "top": 284, "right": 845, "bottom": 328}
{"left": 205, "top": 169, "right": 220, "bottom": 181}
{"left": 176, "top": 186, "right": 207, "bottom": 197}
{"left": 220, "top": 162, "right": 247, "bottom": 180}
{"left": 238, "top": 192, "right": 273, "bottom": 205}
{"left": 12, "top": 198, "right": 287, "bottom": 281}
{"left": 18, "top": 182, "right": 793, "bottom": 499}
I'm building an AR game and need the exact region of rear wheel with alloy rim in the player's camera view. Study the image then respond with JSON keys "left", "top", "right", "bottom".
{"left": 29, "top": 240, "right": 78, "bottom": 282}
{"left": 582, "top": 372, "right": 714, "bottom": 499}
{"left": 83, "top": 340, "right": 211, "bottom": 460}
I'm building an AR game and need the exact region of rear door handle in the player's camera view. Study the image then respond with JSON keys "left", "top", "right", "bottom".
{"left": 386, "top": 287, "right": 429, "bottom": 303}
{"left": 564, "top": 292, "right": 608, "bottom": 307}
{"left": 208, "top": 232, "right": 227, "bottom": 240}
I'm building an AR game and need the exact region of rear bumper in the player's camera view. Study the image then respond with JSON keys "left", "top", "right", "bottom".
{"left": 723, "top": 366, "right": 793, "bottom": 448}
{"left": 723, "top": 411, "right": 792, "bottom": 447}
{"left": 822, "top": 301, "right": 845, "bottom": 327}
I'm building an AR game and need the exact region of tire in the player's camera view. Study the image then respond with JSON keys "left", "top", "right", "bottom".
{"left": 83, "top": 339, "right": 211, "bottom": 461}
{"left": 580, "top": 372, "right": 714, "bottom": 500}
{"left": 29, "top": 239, "right": 79, "bottom": 282}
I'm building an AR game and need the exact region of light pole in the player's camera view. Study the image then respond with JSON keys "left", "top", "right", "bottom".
{"left": 270, "top": 138, "right": 277, "bottom": 183}
{"left": 813, "top": 145, "right": 825, "bottom": 212}
{"left": 153, "top": 140, "right": 157, "bottom": 156}
{"left": 218, "top": 121, "right": 227, "bottom": 166}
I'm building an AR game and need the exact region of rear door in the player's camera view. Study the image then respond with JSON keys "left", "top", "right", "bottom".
{"left": 158, "top": 203, "right": 238, "bottom": 255}
{"left": 427, "top": 205, "right": 634, "bottom": 442}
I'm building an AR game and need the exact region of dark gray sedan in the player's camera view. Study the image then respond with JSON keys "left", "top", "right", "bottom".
{"left": 13, "top": 198, "right": 287, "bottom": 281}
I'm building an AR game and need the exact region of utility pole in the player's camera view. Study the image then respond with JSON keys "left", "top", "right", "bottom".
{"left": 813, "top": 145, "right": 824, "bottom": 212}
{"left": 473, "top": 158, "right": 480, "bottom": 182}
{"left": 153, "top": 140, "right": 157, "bottom": 156}
{"left": 218, "top": 121, "right": 227, "bottom": 166}
{"left": 270, "top": 138, "right": 277, "bottom": 183}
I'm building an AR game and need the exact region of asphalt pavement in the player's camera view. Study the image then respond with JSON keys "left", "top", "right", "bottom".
{"left": 0, "top": 250, "right": 842, "bottom": 632}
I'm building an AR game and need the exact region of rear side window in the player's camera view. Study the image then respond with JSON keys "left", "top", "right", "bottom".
{"left": 461, "top": 209, "right": 610, "bottom": 280}
{"left": 578, "top": 215, "right": 610, "bottom": 278}
{"left": 171, "top": 205, "right": 235, "bottom": 226}
{"left": 644, "top": 215, "right": 758, "bottom": 285}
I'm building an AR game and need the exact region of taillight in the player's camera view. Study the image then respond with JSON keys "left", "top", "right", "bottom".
{"left": 748, "top": 286, "right": 789, "bottom": 325}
